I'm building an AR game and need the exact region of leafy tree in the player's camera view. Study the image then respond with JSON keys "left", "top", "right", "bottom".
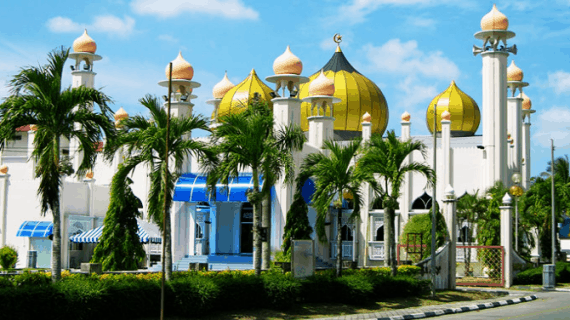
{"left": 201, "top": 101, "right": 304, "bottom": 276}
{"left": 282, "top": 189, "right": 313, "bottom": 256}
{"left": 0, "top": 47, "right": 114, "bottom": 282}
{"left": 358, "top": 130, "right": 435, "bottom": 276}
{"left": 399, "top": 208, "right": 447, "bottom": 263}
{"left": 104, "top": 95, "right": 211, "bottom": 280}
{"left": 456, "top": 191, "right": 486, "bottom": 272}
{"left": 91, "top": 167, "right": 145, "bottom": 271}
{"left": 476, "top": 181, "right": 508, "bottom": 247}
{"left": 0, "top": 246, "right": 18, "bottom": 270}
{"left": 298, "top": 139, "right": 377, "bottom": 277}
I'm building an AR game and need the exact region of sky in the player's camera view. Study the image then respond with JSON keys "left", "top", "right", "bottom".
{"left": 1, "top": 0, "right": 570, "bottom": 178}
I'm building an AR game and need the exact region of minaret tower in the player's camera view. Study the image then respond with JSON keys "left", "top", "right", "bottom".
{"left": 506, "top": 61, "right": 528, "bottom": 180}
{"left": 69, "top": 30, "right": 102, "bottom": 176}
{"left": 304, "top": 70, "right": 339, "bottom": 152}
{"left": 265, "top": 46, "right": 309, "bottom": 256}
{"left": 206, "top": 72, "right": 235, "bottom": 129}
{"left": 473, "top": 5, "right": 517, "bottom": 189}
{"left": 521, "top": 93, "right": 535, "bottom": 189}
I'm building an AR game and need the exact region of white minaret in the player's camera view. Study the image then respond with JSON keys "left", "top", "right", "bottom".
{"left": 474, "top": 5, "right": 517, "bottom": 189}
{"left": 400, "top": 112, "right": 412, "bottom": 231}
{"left": 506, "top": 61, "right": 528, "bottom": 181}
{"left": 207, "top": 72, "right": 235, "bottom": 130}
{"left": 521, "top": 93, "right": 534, "bottom": 189}
{"left": 266, "top": 46, "right": 310, "bottom": 254}
{"left": 305, "top": 70, "right": 339, "bottom": 152}
{"left": 68, "top": 30, "right": 102, "bottom": 177}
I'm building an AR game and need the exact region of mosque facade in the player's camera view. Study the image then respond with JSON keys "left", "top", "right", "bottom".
{"left": 0, "top": 6, "right": 542, "bottom": 270}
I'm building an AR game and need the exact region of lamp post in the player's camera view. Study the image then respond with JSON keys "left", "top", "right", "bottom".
{"left": 509, "top": 173, "right": 523, "bottom": 252}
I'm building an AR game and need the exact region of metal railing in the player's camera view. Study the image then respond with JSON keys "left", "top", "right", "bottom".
{"left": 331, "top": 241, "right": 353, "bottom": 259}
{"left": 368, "top": 241, "right": 385, "bottom": 260}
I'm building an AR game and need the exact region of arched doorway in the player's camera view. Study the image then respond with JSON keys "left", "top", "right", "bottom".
{"left": 240, "top": 203, "right": 253, "bottom": 254}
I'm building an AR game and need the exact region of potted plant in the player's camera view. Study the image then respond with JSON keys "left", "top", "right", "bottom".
{"left": 0, "top": 245, "right": 18, "bottom": 272}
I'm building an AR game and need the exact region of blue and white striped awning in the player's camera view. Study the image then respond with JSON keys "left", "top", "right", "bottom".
{"left": 16, "top": 221, "right": 53, "bottom": 238}
{"left": 70, "top": 222, "right": 162, "bottom": 244}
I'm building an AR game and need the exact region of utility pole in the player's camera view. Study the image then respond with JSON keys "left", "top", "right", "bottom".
{"left": 431, "top": 104, "right": 437, "bottom": 297}
{"left": 551, "top": 139, "right": 556, "bottom": 265}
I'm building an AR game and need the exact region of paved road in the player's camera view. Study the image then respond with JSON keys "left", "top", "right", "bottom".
{"left": 434, "top": 291, "right": 570, "bottom": 320}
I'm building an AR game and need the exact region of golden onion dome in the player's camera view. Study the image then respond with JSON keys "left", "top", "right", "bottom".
{"left": 362, "top": 112, "right": 371, "bottom": 123}
{"left": 216, "top": 69, "right": 274, "bottom": 119}
{"left": 166, "top": 52, "right": 194, "bottom": 80}
{"left": 73, "top": 29, "right": 97, "bottom": 53}
{"left": 86, "top": 170, "right": 94, "bottom": 179}
{"left": 481, "top": 4, "right": 509, "bottom": 31}
{"left": 507, "top": 61, "right": 523, "bottom": 81}
{"left": 212, "top": 72, "right": 235, "bottom": 99}
{"left": 0, "top": 165, "right": 8, "bottom": 174}
{"left": 273, "top": 46, "right": 303, "bottom": 75}
{"left": 401, "top": 111, "right": 411, "bottom": 122}
{"left": 299, "top": 46, "right": 389, "bottom": 138}
{"left": 522, "top": 92, "right": 532, "bottom": 110}
{"left": 308, "top": 70, "right": 335, "bottom": 96}
{"left": 427, "top": 81, "right": 481, "bottom": 136}
{"left": 114, "top": 107, "right": 129, "bottom": 121}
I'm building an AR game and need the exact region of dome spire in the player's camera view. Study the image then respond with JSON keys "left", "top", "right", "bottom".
{"left": 72, "top": 29, "right": 97, "bottom": 53}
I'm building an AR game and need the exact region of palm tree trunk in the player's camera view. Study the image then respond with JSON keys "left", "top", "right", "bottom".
{"left": 51, "top": 136, "right": 61, "bottom": 283}
{"left": 164, "top": 207, "right": 172, "bottom": 281}
{"left": 252, "top": 168, "right": 262, "bottom": 276}
{"left": 336, "top": 206, "right": 343, "bottom": 277}
{"left": 384, "top": 206, "right": 397, "bottom": 276}
{"left": 261, "top": 195, "right": 271, "bottom": 270}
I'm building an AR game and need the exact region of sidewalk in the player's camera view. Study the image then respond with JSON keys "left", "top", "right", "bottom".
{"left": 314, "top": 289, "right": 538, "bottom": 320}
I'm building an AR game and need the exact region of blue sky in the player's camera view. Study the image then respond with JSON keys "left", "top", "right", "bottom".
{"left": 1, "top": 0, "right": 570, "bottom": 178}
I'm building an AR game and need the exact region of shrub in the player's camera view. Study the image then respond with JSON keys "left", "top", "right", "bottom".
{"left": 0, "top": 245, "right": 18, "bottom": 269}
{"left": 169, "top": 276, "right": 219, "bottom": 316}
{"left": 336, "top": 274, "right": 374, "bottom": 305}
{"left": 14, "top": 271, "right": 50, "bottom": 287}
{"left": 262, "top": 272, "right": 301, "bottom": 309}
{"left": 212, "top": 270, "right": 264, "bottom": 311}
{"left": 514, "top": 262, "right": 570, "bottom": 285}
{"left": 0, "top": 276, "right": 13, "bottom": 288}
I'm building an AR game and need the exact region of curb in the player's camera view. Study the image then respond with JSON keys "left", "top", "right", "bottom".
{"left": 372, "top": 295, "right": 538, "bottom": 320}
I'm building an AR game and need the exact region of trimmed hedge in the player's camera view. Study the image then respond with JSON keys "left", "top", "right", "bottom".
{"left": 0, "top": 268, "right": 430, "bottom": 319}
{"left": 514, "top": 261, "right": 570, "bottom": 285}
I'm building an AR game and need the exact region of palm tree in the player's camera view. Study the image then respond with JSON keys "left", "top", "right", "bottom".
{"left": 0, "top": 47, "right": 115, "bottom": 282}
{"left": 104, "top": 95, "right": 212, "bottom": 280}
{"left": 456, "top": 191, "right": 486, "bottom": 274}
{"left": 202, "top": 101, "right": 305, "bottom": 276}
{"left": 298, "top": 139, "right": 377, "bottom": 277}
{"left": 358, "top": 130, "right": 435, "bottom": 276}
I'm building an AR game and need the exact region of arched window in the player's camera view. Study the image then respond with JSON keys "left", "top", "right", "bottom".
{"left": 411, "top": 192, "right": 433, "bottom": 210}
{"left": 195, "top": 224, "right": 203, "bottom": 239}
{"left": 375, "top": 226, "right": 384, "bottom": 241}
{"left": 341, "top": 225, "right": 353, "bottom": 241}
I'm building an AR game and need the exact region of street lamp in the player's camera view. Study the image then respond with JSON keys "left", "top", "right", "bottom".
{"left": 510, "top": 173, "right": 523, "bottom": 252}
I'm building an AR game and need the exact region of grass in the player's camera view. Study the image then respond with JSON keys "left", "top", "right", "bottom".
{"left": 182, "top": 290, "right": 499, "bottom": 320}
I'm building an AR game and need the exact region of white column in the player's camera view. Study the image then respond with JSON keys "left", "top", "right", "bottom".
{"left": 27, "top": 130, "right": 36, "bottom": 178}
{"left": 500, "top": 193, "right": 513, "bottom": 288}
{"left": 359, "top": 121, "right": 372, "bottom": 267}
{"left": 441, "top": 119, "right": 451, "bottom": 194}
{"left": 308, "top": 116, "right": 334, "bottom": 150}
{"left": 481, "top": 51, "right": 509, "bottom": 189}
{"left": 507, "top": 96, "right": 523, "bottom": 177}
{"left": 0, "top": 172, "right": 9, "bottom": 247}
{"left": 401, "top": 120, "right": 412, "bottom": 230}
{"left": 522, "top": 112, "right": 532, "bottom": 189}
{"left": 443, "top": 185, "right": 457, "bottom": 290}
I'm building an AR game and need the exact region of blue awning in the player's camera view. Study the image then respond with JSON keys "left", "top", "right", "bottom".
{"left": 70, "top": 222, "right": 162, "bottom": 244}
{"left": 173, "top": 173, "right": 315, "bottom": 203}
{"left": 16, "top": 221, "right": 53, "bottom": 238}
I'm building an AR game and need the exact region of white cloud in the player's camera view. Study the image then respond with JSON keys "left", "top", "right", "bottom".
{"left": 396, "top": 76, "right": 438, "bottom": 109}
{"left": 158, "top": 34, "right": 179, "bottom": 43}
{"left": 533, "top": 106, "right": 570, "bottom": 148}
{"left": 547, "top": 71, "right": 570, "bottom": 94}
{"left": 363, "top": 39, "right": 460, "bottom": 80}
{"left": 130, "top": 0, "right": 259, "bottom": 20}
{"left": 46, "top": 15, "right": 135, "bottom": 38}
{"left": 405, "top": 16, "right": 436, "bottom": 28}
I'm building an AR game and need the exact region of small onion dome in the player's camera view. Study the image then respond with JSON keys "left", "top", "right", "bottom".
{"left": 342, "top": 190, "right": 353, "bottom": 200}
{"left": 212, "top": 72, "right": 235, "bottom": 99}
{"left": 114, "top": 107, "right": 129, "bottom": 121}
{"left": 507, "top": 61, "right": 523, "bottom": 81}
{"left": 427, "top": 80, "right": 481, "bottom": 136}
{"left": 0, "top": 165, "right": 8, "bottom": 174}
{"left": 441, "top": 110, "right": 451, "bottom": 121}
{"left": 215, "top": 69, "right": 274, "bottom": 119}
{"left": 273, "top": 45, "right": 303, "bottom": 75}
{"left": 401, "top": 111, "right": 411, "bottom": 122}
{"left": 30, "top": 124, "right": 38, "bottom": 131}
{"left": 362, "top": 112, "right": 372, "bottom": 123}
{"left": 308, "top": 70, "right": 335, "bottom": 96}
{"left": 73, "top": 29, "right": 97, "bottom": 53}
{"left": 481, "top": 4, "right": 508, "bottom": 31}
{"left": 299, "top": 46, "right": 389, "bottom": 138}
{"left": 166, "top": 52, "right": 194, "bottom": 80}
{"left": 522, "top": 92, "right": 532, "bottom": 110}
{"left": 86, "top": 170, "right": 94, "bottom": 179}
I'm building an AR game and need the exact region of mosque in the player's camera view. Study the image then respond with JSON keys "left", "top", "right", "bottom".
{"left": 0, "top": 5, "right": 540, "bottom": 271}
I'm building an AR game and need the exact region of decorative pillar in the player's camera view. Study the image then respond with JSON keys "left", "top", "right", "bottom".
{"left": 27, "top": 125, "right": 37, "bottom": 178}
{"left": 84, "top": 171, "right": 95, "bottom": 216}
{"left": 305, "top": 71, "right": 339, "bottom": 152}
{"left": 0, "top": 165, "right": 9, "bottom": 247}
{"left": 441, "top": 111, "right": 452, "bottom": 194}
{"left": 359, "top": 113, "right": 373, "bottom": 267}
{"left": 400, "top": 112, "right": 412, "bottom": 231}
{"left": 521, "top": 94, "right": 534, "bottom": 190}
{"left": 500, "top": 193, "right": 513, "bottom": 288}
{"left": 443, "top": 185, "right": 457, "bottom": 290}
{"left": 474, "top": 5, "right": 517, "bottom": 189}
{"left": 506, "top": 61, "right": 528, "bottom": 181}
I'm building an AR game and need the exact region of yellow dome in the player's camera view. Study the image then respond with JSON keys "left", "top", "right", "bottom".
{"left": 73, "top": 29, "right": 97, "bottom": 53}
{"left": 522, "top": 92, "right": 532, "bottom": 110}
{"left": 273, "top": 46, "right": 303, "bottom": 75}
{"left": 212, "top": 72, "right": 235, "bottom": 99}
{"left": 308, "top": 70, "right": 335, "bottom": 96}
{"left": 114, "top": 107, "right": 128, "bottom": 121}
{"left": 481, "top": 4, "right": 509, "bottom": 31}
{"left": 216, "top": 69, "right": 274, "bottom": 119}
{"left": 427, "top": 81, "right": 480, "bottom": 136}
{"left": 166, "top": 52, "right": 194, "bottom": 80}
{"left": 299, "top": 46, "right": 389, "bottom": 138}
{"left": 401, "top": 111, "right": 411, "bottom": 122}
{"left": 507, "top": 61, "right": 523, "bottom": 81}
